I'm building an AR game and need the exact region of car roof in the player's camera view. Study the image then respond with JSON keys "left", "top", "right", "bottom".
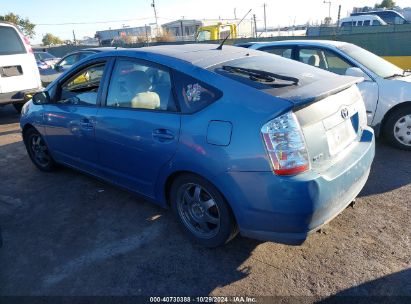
{"left": 248, "top": 40, "right": 349, "bottom": 49}
{"left": 106, "top": 44, "right": 263, "bottom": 68}
{"left": 82, "top": 47, "right": 119, "bottom": 52}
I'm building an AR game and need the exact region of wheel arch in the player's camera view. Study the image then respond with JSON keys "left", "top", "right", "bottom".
{"left": 163, "top": 170, "right": 238, "bottom": 222}
{"left": 380, "top": 101, "right": 411, "bottom": 136}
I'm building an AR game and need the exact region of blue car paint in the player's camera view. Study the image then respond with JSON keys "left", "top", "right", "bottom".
{"left": 21, "top": 45, "right": 375, "bottom": 245}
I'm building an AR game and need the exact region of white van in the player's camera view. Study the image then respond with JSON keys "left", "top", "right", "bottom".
{"left": 339, "top": 15, "right": 387, "bottom": 27}
{"left": 0, "top": 22, "right": 42, "bottom": 112}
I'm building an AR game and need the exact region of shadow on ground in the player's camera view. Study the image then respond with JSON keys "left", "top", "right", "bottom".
{"left": 319, "top": 268, "right": 411, "bottom": 303}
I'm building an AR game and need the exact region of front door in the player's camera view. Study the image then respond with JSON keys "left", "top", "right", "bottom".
{"left": 43, "top": 60, "right": 108, "bottom": 173}
{"left": 95, "top": 58, "right": 181, "bottom": 198}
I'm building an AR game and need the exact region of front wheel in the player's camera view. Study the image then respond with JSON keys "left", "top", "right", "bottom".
{"left": 24, "top": 128, "right": 57, "bottom": 172}
{"left": 383, "top": 105, "right": 411, "bottom": 151}
{"left": 170, "top": 174, "right": 238, "bottom": 247}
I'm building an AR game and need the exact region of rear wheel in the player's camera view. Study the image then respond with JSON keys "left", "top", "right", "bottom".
{"left": 170, "top": 174, "right": 238, "bottom": 247}
{"left": 24, "top": 128, "right": 57, "bottom": 171}
{"left": 383, "top": 105, "right": 411, "bottom": 151}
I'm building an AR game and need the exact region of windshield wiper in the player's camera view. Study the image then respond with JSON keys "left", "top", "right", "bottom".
{"left": 384, "top": 73, "right": 404, "bottom": 79}
{"left": 221, "top": 66, "right": 299, "bottom": 85}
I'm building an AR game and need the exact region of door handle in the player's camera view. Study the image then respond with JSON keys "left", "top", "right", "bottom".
{"left": 80, "top": 118, "right": 94, "bottom": 130}
{"left": 152, "top": 129, "right": 175, "bottom": 142}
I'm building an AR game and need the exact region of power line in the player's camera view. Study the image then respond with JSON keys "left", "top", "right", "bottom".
{"left": 36, "top": 17, "right": 155, "bottom": 26}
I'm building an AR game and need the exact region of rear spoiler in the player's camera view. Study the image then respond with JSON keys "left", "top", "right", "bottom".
{"left": 277, "top": 76, "right": 363, "bottom": 110}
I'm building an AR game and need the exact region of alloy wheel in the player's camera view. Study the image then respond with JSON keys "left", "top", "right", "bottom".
{"left": 176, "top": 183, "right": 221, "bottom": 239}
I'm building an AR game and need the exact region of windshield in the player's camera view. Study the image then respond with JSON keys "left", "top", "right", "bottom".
{"left": 339, "top": 44, "right": 404, "bottom": 78}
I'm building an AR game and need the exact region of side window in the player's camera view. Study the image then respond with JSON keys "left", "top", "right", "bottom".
{"left": 260, "top": 47, "right": 292, "bottom": 59}
{"left": 299, "top": 48, "right": 326, "bottom": 69}
{"left": 322, "top": 50, "right": 354, "bottom": 75}
{"left": 372, "top": 20, "right": 382, "bottom": 26}
{"left": 173, "top": 71, "right": 222, "bottom": 113}
{"left": 58, "top": 63, "right": 106, "bottom": 106}
{"left": 106, "top": 59, "right": 176, "bottom": 111}
{"left": 299, "top": 48, "right": 354, "bottom": 75}
{"left": 79, "top": 52, "right": 93, "bottom": 61}
{"left": 60, "top": 54, "right": 78, "bottom": 67}
{"left": 363, "top": 20, "right": 371, "bottom": 26}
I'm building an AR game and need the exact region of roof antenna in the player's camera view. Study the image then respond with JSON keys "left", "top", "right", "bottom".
{"left": 216, "top": 9, "right": 252, "bottom": 50}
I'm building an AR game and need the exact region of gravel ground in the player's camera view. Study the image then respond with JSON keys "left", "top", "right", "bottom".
{"left": 0, "top": 104, "right": 410, "bottom": 301}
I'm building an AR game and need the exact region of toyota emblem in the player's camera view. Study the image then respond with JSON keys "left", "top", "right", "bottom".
{"left": 341, "top": 108, "right": 349, "bottom": 119}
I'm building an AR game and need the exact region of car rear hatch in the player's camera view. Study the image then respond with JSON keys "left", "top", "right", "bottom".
{"left": 0, "top": 24, "right": 40, "bottom": 94}
{"left": 211, "top": 53, "right": 367, "bottom": 171}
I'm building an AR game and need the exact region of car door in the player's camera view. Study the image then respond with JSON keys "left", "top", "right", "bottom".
{"left": 43, "top": 59, "right": 110, "bottom": 174}
{"left": 94, "top": 57, "right": 181, "bottom": 198}
{"left": 297, "top": 46, "right": 379, "bottom": 125}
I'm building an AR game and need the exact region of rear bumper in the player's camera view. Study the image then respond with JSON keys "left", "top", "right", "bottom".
{"left": 221, "top": 128, "right": 375, "bottom": 245}
{"left": 0, "top": 89, "right": 39, "bottom": 105}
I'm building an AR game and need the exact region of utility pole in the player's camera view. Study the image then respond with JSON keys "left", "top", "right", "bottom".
{"left": 151, "top": 0, "right": 159, "bottom": 37}
{"left": 234, "top": 8, "right": 237, "bottom": 20}
{"left": 263, "top": 3, "right": 267, "bottom": 35}
{"left": 323, "top": 0, "right": 331, "bottom": 19}
{"left": 253, "top": 14, "right": 257, "bottom": 38}
{"left": 337, "top": 5, "right": 342, "bottom": 25}
{"left": 72, "top": 30, "right": 77, "bottom": 45}
{"left": 180, "top": 19, "right": 184, "bottom": 41}
{"left": 145, "top": 24, "right": 149, "bottom": 46}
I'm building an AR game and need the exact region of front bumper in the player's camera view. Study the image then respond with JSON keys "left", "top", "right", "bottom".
{"left": 221, "top": 128, "right": 375, "bottom": 245}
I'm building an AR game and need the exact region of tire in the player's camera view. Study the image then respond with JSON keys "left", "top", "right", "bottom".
{"left": 382, "top": 105, "right": 411, "bottom": 151}
{"left": 13, "top": 103, "right": 24, "bottom": 113}
{"left": 23, "top": 128, "right": 57, "bottom": 172}
{"left": 170, "top": 174, "right": 238, "bottom": 247}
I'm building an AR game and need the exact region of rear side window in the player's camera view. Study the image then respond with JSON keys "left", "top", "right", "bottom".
{"left": 173, "top": 71, "right": 222, "bottom": 113}
{"left": 259, "top": 47, "right": 293, "bottom": 59}
{"left": 0, "top": 26, "right": 25, "bottom": 55}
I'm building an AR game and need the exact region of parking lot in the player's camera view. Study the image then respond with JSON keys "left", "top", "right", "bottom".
{"left": 0, "top": 104, "right": 410, "bottom": 298}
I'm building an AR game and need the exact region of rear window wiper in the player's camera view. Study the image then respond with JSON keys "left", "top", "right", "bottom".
{"left": 221, "top": 66, "right": 299, "bottom": 86}
{"left": 384, "top": 73, "right": 404, "bottom": 79}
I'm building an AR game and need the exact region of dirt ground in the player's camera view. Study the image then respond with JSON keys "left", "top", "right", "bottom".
{"left": 0, "top": 104, "right": 410, "bottom": 301}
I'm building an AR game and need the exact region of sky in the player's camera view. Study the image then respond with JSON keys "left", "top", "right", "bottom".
{"left": 1, "top": 0, "right": 410, "bottom": 44}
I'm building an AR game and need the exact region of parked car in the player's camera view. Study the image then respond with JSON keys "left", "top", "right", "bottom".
{"left": 20, "top": 45, "right": 375, "bottom": 247}
{"left": 240, "top": 40, "right": 411, "bottom": 150}
{"left": 338, "top": 15, "right": 387, "bottom": 27}
{"left": 0, "top": 22, "right": 42, "bottom": 112}
{"left": 40, "top": 47, "right": 116, "bottom": 86}
{"left": 34, "top": 51, "right": 60, "bottom": 69}
{"left": 351, "top": 10, "right": 408, "bottom": 25}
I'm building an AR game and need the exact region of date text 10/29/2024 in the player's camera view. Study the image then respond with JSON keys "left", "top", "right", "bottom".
{"left": 149, "top": 296, "right": 257, "bottom": 303}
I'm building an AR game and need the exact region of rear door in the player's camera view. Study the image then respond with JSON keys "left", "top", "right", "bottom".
{"left": 0, "top": 24, "right": 40, "bottom": 93}
{"left": 95, "top": 57, "right": 181, "bottom": 198}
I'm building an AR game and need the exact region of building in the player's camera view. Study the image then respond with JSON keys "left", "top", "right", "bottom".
{"left": 162, "top": 18, "right": 254, "bottom": 41}
{"left": 95, "top": 25, "right": 154, "bottom": 45}
{"left": 161, "top": 19, "right": 202, "bottom": 41}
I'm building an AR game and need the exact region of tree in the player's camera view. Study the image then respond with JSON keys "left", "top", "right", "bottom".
{"left": 42, "top": 33, "right": 63, "bottom": 46}
{"left": 0, "top": 13, "right": 35, "bottom": 38}
{"left": 374, "top": 0, "right": 396, "bottom": 9}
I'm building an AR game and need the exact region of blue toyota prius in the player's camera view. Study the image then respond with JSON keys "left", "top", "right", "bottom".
{"left": 20, "top": 44, "right": 375, "bottom": 247}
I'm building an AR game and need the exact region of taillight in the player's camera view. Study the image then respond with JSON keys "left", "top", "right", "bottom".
{"left": 23, "top": 36, "right": 33, "bottom": 54}
{"left": 261, "top": 111, "right": 310, "bottom": 175}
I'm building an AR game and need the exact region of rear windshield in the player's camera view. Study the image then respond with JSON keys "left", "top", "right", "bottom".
{"left": 0, "top": 26, "right": 26, "bottom": 55}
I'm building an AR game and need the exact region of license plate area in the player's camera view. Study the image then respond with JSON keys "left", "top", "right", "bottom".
{"left": 0, "top": 66, "right": 23, "bottom": 77}
{"left": 326, "top": 119, "right": 356, "bottom": 156}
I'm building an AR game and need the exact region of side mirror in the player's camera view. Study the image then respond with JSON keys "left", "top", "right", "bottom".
{"left": 55, "top": 65, "right": 63, "bottom": 72}
{"left": 32, "top": 91, "right": 51, "bottom": 105}
{"left": 345, "top": 67, "right": 372, "bottom": 81}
